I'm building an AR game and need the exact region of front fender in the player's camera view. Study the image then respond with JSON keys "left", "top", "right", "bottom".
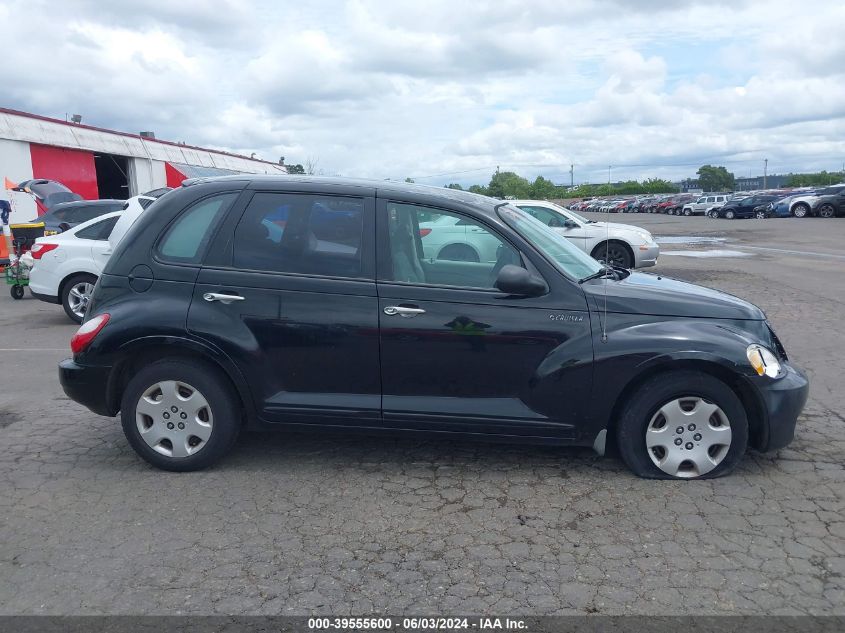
{"left": 584, "top": 316, "right": 764, "bottom": 442}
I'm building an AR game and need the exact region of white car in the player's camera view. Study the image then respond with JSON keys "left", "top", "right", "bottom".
{"left": 28, "top": 193, "right": 158, "bottom": 322}
{"left": 787, "top": 184, "right": 845, "bottom": 218}
{"left": 419, "top": 200, "right": 658, "bottom": 270}
{"left": 511, "top": 200, "right": 659, "bottom": 269}
{"left": 682, "top": 194, "right": 731, "bottom": 216}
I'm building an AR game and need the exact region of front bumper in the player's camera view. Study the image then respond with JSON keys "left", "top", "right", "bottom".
{"left": 633, "top": 243, "right": 660, "bottom": 268}
{"left": 753, "top": 362, "right": 809, "bottom": 451}
{"left": 59, "top": 358, "right": 115, "bottom": 417}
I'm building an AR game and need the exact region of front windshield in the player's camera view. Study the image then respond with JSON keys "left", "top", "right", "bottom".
{"left": 498, "top": 204, "right": 602, "bottom": 280}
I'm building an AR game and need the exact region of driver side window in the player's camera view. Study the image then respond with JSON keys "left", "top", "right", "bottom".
{"left": 386, "top": 203, "right": 521, "bottom": 289}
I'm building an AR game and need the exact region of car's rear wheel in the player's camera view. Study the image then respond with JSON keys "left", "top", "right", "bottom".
{"left": 792, "top": 203, "right": 809, "bottom": 218}
{"left": 724, "top": 209, "right": 735, "bottom": 219}
{"left": 438, "top": 243, "right": 480, "bottom": 262}
{"left": 683, "top": 208, "right": 692, "bottom": 216}
{"left": 120, "top": 359, "right": 241, "bottom": 471}
{"left": 754, "top": 210, "right": 767, "bottom": 219}
{"left": 61, "top": 273, "right": 97, "bottom": 324}
{"left": 616, "top": 371, "right": 748, "bottom": 479}
{"left": 818, "top": 204, "right": 835, "bottom": 219}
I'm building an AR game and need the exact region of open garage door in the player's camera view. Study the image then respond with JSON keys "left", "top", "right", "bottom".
{"left": 94, "top": 153, "right": 129, "bottom": 200}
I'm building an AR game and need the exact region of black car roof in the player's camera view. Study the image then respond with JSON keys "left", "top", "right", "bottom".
{"left": 182, "top": 175, "right": 503, "bottom": 218}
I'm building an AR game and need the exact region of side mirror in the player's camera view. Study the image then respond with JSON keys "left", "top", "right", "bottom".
{"left": 58, "top": 222, "right": 71, "bottom": 233}
{"left": 562, "top": 219, "right": 578, "bottom": 229}
{"left": 495, "top": 264, "right": 546, "bottom": 297}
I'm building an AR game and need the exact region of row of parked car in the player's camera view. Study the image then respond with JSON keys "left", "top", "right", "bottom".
{"left": 570, "top": 183, "right": 845, "bottom": 219}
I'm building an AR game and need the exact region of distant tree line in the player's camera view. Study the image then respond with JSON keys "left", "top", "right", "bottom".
{"left": 785, "top": 171, "right": 845, "bottom": 187}
{"left": 441, "top": 171, "right": 678, "bottom": 199}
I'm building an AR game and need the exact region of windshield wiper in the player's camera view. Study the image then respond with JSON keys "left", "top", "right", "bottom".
{"left": 579, "top": 265, "right": 615, "bottom": 283}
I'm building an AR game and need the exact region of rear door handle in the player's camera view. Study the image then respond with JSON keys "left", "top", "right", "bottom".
{"left": 384, "top": 305, "right": 426, "bottom": 317}
{"left": 203, "top": 292, "right": 245, "bottom": 304}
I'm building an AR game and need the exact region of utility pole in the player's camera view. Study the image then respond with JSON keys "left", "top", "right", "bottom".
{"left": 763, "top": 158, "right": 768, "bottom": 189}
{"left": 570, "top": 164, "right": 574, "bottom": 188}
{"left": 608, "top": 165, "right": 612, "bottom": 185}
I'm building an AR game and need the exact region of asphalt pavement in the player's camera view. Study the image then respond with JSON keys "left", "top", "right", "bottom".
{"left": 0, "top": 213, "right": 843, "bottom": 615}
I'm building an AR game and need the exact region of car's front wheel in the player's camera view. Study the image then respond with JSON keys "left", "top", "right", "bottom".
{"left": 724, "top": 209, "right": 736, "bottom": 219}
{"left": 754, "top": 210, "right": 767, "bottom": 219}
{"left": 61, "top": 273, "right": 97, "bottom": 324}
{"left": 616, "top": 371, "right": 748, "bottom": 479}
{"left": 592, "top": 241, "right": 633, "bottom": 269}
{"left": 121, "top": 359, "right": 241, "bottom": 471}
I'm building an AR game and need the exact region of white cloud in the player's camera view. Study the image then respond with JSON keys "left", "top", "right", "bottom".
{"left": 0, "top": 0, "right": 843, "bottom": 185}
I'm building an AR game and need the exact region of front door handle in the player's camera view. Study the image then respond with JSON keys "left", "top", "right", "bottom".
{"left": 384, "top": 305, "right": 426, "bottom": 318}
{"left": 203, "top": 292, "right": 245, "bottom": 304}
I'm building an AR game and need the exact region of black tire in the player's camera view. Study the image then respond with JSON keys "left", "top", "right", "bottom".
{"left": 724, "top": 209, "right": 735, "bottom": 220}
{"left": 818, "top": 204, "right": 835, "bottom": 219}
{"left": 592, "top": 241, "right": 633, "bottom": 269}
{"left": 792, "top": 203, "right": 809, "bottom": 218}
{"left": 10, "top": 284, "right": 24, "bottom": 300}
{"left": 120, "top": 359, "right": 242, "bottom": 471}
{"left": 683, "top": 208, "right": 692, "bottom": 216}
{"left": 438, "top": 243, "right": 480, "bottom": 262}
{"left": 754, "top": 210, "right": 766, "bottom": 220}
{"left": 616, "top": 370, "right": 749, "bottom": 479}
{"left": 61, "top": 273, "right": 97, "bottom": 324}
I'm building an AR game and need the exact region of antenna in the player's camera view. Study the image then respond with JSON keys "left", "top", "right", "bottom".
{"left": 601, "top": 201, "right": 610, "bottom": 343}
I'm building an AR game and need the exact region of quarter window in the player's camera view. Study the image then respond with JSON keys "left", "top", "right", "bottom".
{"left": 158, "top": 193, "right": 237, "bottom": 263}
{"left": 75, "top": 216, "right": 119, "bottom": 240}
{"left": 232, "top": 193, "right": 364, "bottom": 278}
{"left": 517, "top": 205, "right": 567, "bottom": 227}
{"left": 386, "top": 203, "right": 521, "bottom": 289}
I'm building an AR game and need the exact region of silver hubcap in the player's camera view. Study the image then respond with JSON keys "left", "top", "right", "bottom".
{"left": 135, "top": 381, "right": 213, "bottom": 458}
{"left": 68, "top": 282, "right": 94, "bottom": 318}
{"left": 645, "top": 397, "right": 732, "bottom": 478}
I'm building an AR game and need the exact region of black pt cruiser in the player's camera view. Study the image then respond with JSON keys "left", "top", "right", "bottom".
{"left": 59, "top": 177, "right": 809, "bottom": 479}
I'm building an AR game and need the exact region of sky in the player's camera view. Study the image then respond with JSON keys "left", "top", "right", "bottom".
{"left": 1, "top": 0, "right": 843, "bottom": 187}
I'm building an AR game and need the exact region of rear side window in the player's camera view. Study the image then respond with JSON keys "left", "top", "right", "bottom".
{"left": 157, "top": 193, "right": 237, "bottom": 263}
{"left": 232, "top": 193, "right": 364, "bottom": 278}
{"left": 75, "top": 216, "right": 119, "bottom": 240}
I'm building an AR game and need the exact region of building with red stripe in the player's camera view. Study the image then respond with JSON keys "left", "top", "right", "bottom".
{"left": 0, "top": 108, "right": 287, "bottom": 223}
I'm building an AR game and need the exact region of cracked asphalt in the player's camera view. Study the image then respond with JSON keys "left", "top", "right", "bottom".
{"left": 0, "top": 213, "right": 843, "bottom": 615}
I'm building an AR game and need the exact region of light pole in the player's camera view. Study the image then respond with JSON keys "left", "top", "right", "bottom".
{"left": 570, "top": 164, "right": 574, "bottom": 188}
{"left": 608, "top": 165, "right": 612, "bottom": 186}
{"left": 763, "top": 158, "right": 768, "bottom": 189}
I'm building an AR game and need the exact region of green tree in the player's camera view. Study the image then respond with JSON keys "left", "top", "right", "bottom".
{"left": 487, "top": 171, "right": 531, "bottom": 198}
{"left": 696, "top": 165, "right": 735, "bottom": 192}
{"left": 467, "top": 184, "right": 488, "bottom": 195}
{"left": 287, "top": 164, "right": 306, "bottom": 174}
{"left": 785, "top": 171, "right": 844, "bottom": 187}
{"left": 529, "top": 175, "right": 558, "bottom": 199}
{"left": 445, "top": 183, "right": 464, "bottom": 190}
{"left": 405, "top": 177, "right": 415, "bottom": 183}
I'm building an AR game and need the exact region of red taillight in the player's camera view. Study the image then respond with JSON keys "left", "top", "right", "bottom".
{"left": 419, "top": 228, "right": 432, "bottom": 237}
{"left": 30, "top": 243, "right": 59, "bottom": 259}
{"left": 70, "top": 313, "right": 110, "bottom": 355}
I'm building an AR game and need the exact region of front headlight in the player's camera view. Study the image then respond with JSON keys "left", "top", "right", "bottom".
{"left": 746, "top": 344, "right": 782, "bottom": 378}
